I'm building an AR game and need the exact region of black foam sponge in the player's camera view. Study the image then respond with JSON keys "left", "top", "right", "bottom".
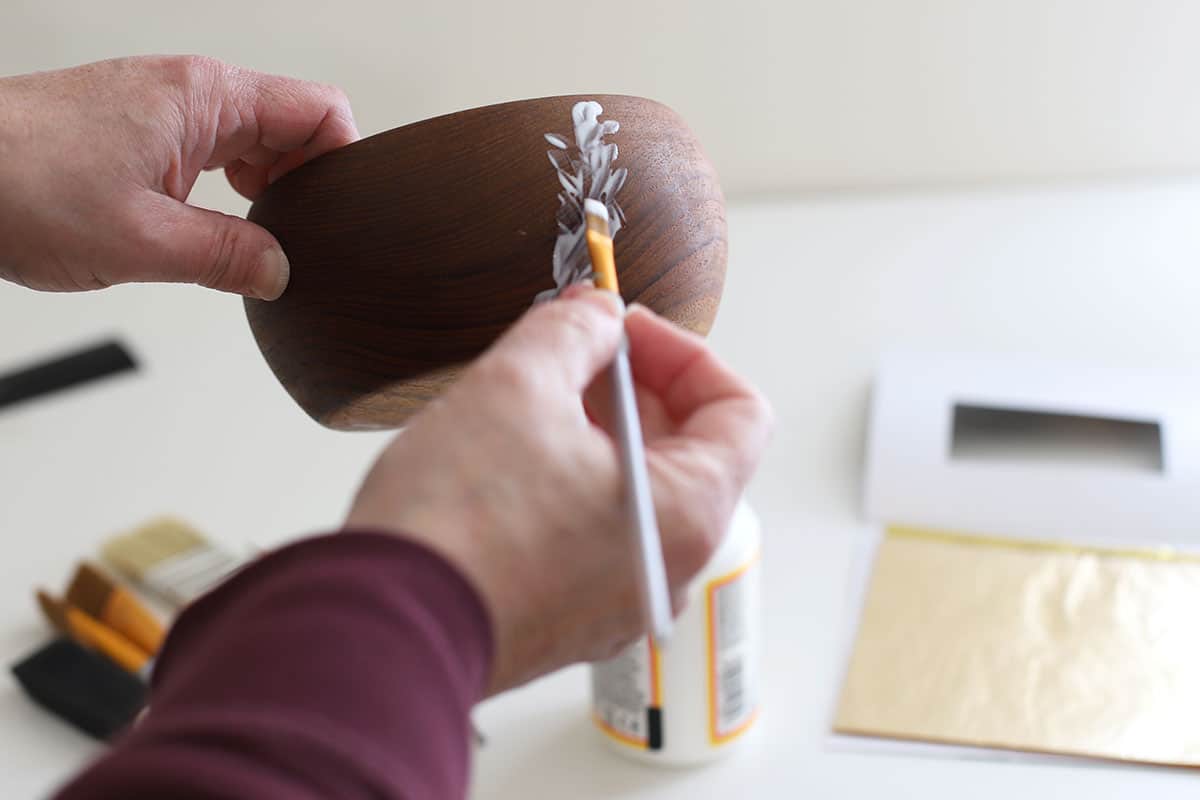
{"left": 0, "top": 340, "right": 136, "bottom": 411}
{"left": 11, "top": 638, "right": 146, "bottom": 740}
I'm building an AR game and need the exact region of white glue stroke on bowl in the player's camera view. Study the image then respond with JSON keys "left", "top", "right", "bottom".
{"left": 535, "top": 100, "right": 628, "bottom": 302}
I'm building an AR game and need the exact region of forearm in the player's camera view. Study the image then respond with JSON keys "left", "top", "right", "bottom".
{"left": 53, "top": 531, "right": 493, "bottom": 800}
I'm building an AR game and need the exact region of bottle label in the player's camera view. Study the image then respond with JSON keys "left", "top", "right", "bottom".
{"left": 591, "top": 636, "right": 664, "bottom": 750}
{"left": 707, "top": 554, "right": 760, "bottom": 744}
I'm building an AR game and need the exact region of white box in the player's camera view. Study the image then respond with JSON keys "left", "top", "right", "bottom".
{"left": 863, "top": 350, "right": 1200, "bottom": 544}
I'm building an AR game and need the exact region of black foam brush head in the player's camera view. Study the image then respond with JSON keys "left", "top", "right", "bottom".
{"left": 11, "top": 637, "right": 146, "bottom": 740}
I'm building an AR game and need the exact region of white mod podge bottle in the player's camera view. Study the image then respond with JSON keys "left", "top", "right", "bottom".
{"left": 590, "top": 501, "right": 762, "bottom": 766}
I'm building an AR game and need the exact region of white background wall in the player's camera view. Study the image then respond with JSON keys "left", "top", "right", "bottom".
{"left": 5, "top": 0, "right": 1200, "bottom": 206}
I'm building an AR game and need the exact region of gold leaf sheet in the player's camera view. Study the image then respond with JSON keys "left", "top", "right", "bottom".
{"left": 834, "top": 527, "right": 1200, "bottom": 765}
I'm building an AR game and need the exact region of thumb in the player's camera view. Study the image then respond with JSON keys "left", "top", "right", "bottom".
{"left": 129, "top": 192, "right": 290, "bottom": 299}
{"left": 486, "top": 287, "right": 625, "bottom": 394}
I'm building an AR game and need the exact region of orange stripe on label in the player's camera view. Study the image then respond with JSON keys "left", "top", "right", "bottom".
{"left": 592, "top": 713, "right": 648, "bottom": 749}
{"left": 706, "top": 551, "right": 761, "bottom": 746}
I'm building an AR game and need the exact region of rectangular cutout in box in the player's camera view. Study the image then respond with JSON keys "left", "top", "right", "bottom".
{"left": 950, "top": 404, "right": 1164, "bottom": 473}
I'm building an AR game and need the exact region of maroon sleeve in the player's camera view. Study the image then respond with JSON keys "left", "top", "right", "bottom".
{"left": 53, "top": 531, "right": 494, "bottom": 800}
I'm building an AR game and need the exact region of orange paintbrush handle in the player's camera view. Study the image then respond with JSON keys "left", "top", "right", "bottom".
{"left": 586, "top": 228, "right": 619, "bottom": 293}
{"left": 103, "top": 588, "right": 166, "bottom": 654}
{"left": 65, "top": 606, "right": 152, "bottom": 673}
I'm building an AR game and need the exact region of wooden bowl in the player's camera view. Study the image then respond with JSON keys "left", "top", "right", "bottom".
{"left": 245, "top": 94, "right": 727, "bottom": 429}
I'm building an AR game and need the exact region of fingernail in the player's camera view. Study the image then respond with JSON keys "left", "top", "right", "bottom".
{"left": 256, "top": 246, "right": 290, "bottom": 300}
{"left": 559, "top": 283, "right": 590, "bottom": 300}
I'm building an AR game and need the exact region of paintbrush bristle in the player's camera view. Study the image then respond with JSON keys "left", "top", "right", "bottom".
{"left": 37, "top": 590, "right": 68, "bottom": 633}
{"left": 583, "top": 199, "right": 610, "bottom": 236}
{"left": 102, "top": 517, "right": 209, "bottom": 579}
{"left": 66, "top": 563, "right": 116, "bottom": 619}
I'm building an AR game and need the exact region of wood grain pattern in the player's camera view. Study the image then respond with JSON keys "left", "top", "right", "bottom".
{"left": 245, "top": 95, "right": 727, "bottom": 429}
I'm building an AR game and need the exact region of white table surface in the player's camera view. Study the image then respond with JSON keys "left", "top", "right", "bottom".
{"left": 4, "top": 177, "right": 1200, "bottom": 797}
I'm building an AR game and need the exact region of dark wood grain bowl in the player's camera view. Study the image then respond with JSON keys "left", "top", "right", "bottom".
{"left": 245, "top": 94, "right": 727, "bottom": 430}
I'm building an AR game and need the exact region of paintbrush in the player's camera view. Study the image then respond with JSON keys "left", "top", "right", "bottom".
{"left": 37, "top": 590, "right": 153, "bottom": 678}
{"left": 583, "top": 198, "right": 673, "bottom": 645}
{"left": 66, "top": 562, "right": 165, "bottom": 655}
{"left": 102, "top": 517, "right": 243, "bottom": 608}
